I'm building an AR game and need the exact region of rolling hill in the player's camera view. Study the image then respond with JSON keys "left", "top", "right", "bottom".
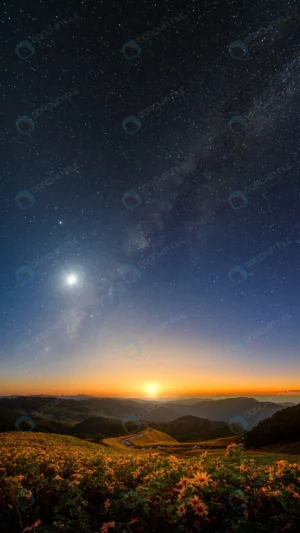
{"left": 69, "top": 414, "right": 146, "bottom": 438}
{"left": 151, "top": 415, "right": 232, "bottom": 441}
{"left": 245, "top": 403, "right": 300, "bottom": 448}
{"left": 0, "top": 396, "right": 296, "bottom": 437}
{"left": 70, "top": 414, "right": 232, "bottom": 442}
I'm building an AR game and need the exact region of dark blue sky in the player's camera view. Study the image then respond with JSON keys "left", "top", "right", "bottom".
{"left": 0, "top": 0, "right": 300, "bottom": 397}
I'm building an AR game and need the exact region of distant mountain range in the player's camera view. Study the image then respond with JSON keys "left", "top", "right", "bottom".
{"left": 0, "top": 395, "right": 295, "bottom": 432}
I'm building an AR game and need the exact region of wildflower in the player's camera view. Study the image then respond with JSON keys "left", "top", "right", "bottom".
{"left": 128, "top": 518, "right": 140, "bottom": 525}
{"left": 291, "top": 491, "right": 300, "bottom": 500}
{"left": 100, "top": 522, "right": 116, "bottom": 533}
{"left": 191, "top": 471, "right": 212, "bottom": 486}
{"left": 260, "top": 487, "right": 269, "bottom": 495}
{"left": 177, "top": 503, "right": 186, "bottom": 516}
{"left": 193, "top": 501, "right": 209, "bottom": 517}
{"left": 177, "top": 476, "right": 190, "bottom": 488}
{"left": 177, "top": 487, "right": 187, "bottom": 501}
{"left": 104, "top": 498, "right": 111, "bottom": 511}
{"left": 189, "top": 495, "right": 200, "bottom": 507}
{"left": 23, "top": 519, "right": 42, "bottom": 532}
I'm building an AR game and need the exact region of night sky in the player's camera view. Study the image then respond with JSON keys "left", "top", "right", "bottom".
{"left": 1, "top": 0, "right": 300, "bottom": 398}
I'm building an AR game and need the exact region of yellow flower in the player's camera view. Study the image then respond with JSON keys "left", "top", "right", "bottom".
{"left": 100, "top": 521, "right": 116, "bottom": 533}
{"left": 189, "top": 495, "right": 200, "bottom": 508}
{"left": 104, "top": 498, "right": 111, "bottom": 511}
{"left": 260, "top": 487, "right": 269, "bottom": 494}
{"left": 291, "top": 491, "right": 300, "bottom": 500}
{"left": 177, "top": 503, "right": 186, "bottom": 516}
{"left": 177, "top": 487, "right": 187, "bottom": 501}
{"left": 191, "top": 471, "right": 212, "bottom": 486}
{"left": 193, "top": 501, "right": 208, "bottom": 517}
{"left": 177, "top": 476, "right": 190, "bottom": 488}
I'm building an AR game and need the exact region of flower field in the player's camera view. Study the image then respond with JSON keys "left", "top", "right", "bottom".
{"left": 1, "top": 433, "right": 300, "bottom": 533}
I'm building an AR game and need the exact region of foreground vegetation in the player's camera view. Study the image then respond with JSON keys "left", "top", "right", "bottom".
{"left": 1, "top": 432, "right": 300, "bottom": 533}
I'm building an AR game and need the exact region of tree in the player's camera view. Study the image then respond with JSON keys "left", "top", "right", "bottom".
{"left": 93, "top": 432, "right": 105, "bottom": 443}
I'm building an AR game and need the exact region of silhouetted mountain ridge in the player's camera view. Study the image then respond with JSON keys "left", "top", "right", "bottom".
{"left": 245, "top": 403, "right": 300, "bottom": 448}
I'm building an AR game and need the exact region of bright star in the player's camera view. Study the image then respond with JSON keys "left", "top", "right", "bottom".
{"left": 66, "top": 274, "right": 78, "bottom": 286}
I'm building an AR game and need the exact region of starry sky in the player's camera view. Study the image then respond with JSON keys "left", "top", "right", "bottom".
{"left": 1, "top": 0, "right": 300, "bottom": 398}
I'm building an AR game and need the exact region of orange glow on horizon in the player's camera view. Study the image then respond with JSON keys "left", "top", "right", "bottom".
{"left": 0, "top": 381, "right": 297, "bottom": 398}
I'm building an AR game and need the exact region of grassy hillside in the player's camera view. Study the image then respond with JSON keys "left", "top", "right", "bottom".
{"left": 245, "top": 403, "right": 300, "bottom": 448}
{"left": 70, "top": 414, "right": 232, "bottom": 442}
{"left": 104, "top": 428, "right": 243, "bottom": 456}
{"left": 104, "top": 428, "right": 177, "bottom": 451}
{"left": 1, "top": 432, "right": 300, "bottom": 533}
{"left": 151, "top": 415, "right": 232, "bottom": 442}
{"left": 69, "top": 415, "right": 127, "bottom": 437}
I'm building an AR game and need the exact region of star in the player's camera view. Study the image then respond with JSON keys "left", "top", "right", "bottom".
{"left": 66, "top": 274, "right": 78, "bottom": 286}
